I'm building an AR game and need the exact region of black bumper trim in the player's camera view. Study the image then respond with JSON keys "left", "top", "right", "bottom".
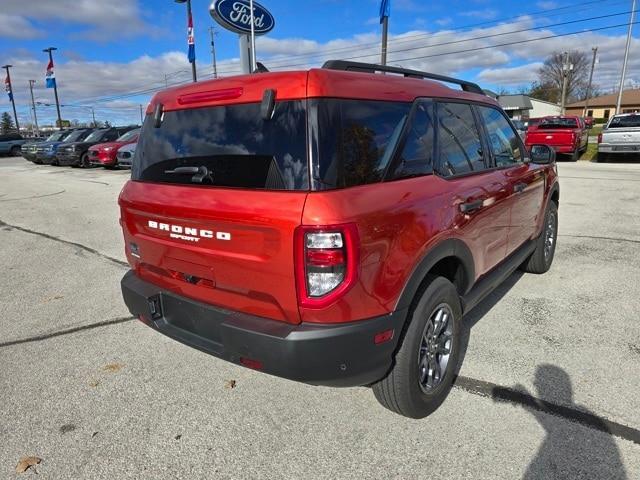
{"left": 121, "top": 270, "right": 406, "bottom": 387}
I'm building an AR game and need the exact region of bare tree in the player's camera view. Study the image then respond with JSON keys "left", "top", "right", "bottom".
{"left": 529, "top": 51, "right": 591, "bottom": 104}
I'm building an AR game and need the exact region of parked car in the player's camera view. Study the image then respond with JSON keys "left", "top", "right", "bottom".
{"left": 119, "top": 60, "right": 559, "bottom": 419}
{"left": 89, "top": 128, "right": 140, "bottom": 168}
{"left": 115, "top": 141, "right": 136, "bottom": 168}
{"left": 35, "top": 129, "right": 94, "bottom": 165}
{"left": 0, "top": 132, "right": 27, "bottom": 157}
{"left": 525, "top": 115, "right": 588, "bottom": 161}
{"left": 597, "top": 113, "right": 640, "bottom": 162}
{"left": 21, "top": 135, "right": 51, "bottom": 162}
{"left": 57, "top": 126, "right": 137, "bottom": 168}
{"left": 524, "top": 117, "right": 544, "bottom": 131}
{"left": 584, "top": 117, "right": 594, "bottom": 129}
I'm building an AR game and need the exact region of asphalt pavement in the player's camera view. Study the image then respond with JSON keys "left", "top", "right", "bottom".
{"left": 1, "top": 156, "right": 639, "bottom": 479}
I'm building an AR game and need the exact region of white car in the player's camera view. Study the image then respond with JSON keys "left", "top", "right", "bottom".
{"left": 116, "top": 142, "right": 136, "bottom": 168}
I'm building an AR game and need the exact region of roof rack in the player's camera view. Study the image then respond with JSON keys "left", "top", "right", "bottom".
{"left": 321, "top": 60, "right": 485, "bottom": 95}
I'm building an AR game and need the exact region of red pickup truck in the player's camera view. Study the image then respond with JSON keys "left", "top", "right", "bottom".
{"left": 525, "top": 115, "right": 588, "bottom": 161}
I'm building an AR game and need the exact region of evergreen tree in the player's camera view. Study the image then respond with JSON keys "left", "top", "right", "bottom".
{"left": 1, "top": 112, "right": 15, "bottom": 134}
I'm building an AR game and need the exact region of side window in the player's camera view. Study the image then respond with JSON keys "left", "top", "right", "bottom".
{"left": 436, "top": 102, "right": 485, "bottom": 177}
{"left": 478, "top": 106, "right": 522, "bottom": 167}
{"left": 390, "top": 100, "right": 434, "bottom": 179}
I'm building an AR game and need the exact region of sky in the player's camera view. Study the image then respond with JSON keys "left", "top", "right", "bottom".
{"left": 0, "top": 0, "right": 637, "bottom": 127}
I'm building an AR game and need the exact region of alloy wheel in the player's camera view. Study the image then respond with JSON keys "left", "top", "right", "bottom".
{"left": 418, "top": 303, "right": 453, "bottom": 392}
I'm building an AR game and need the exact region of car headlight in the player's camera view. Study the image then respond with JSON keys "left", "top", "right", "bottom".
{"left": 103, "top": 147, "right": 112, "bottom": 152}
{"left": 46, "top": 145, "right": 54, "bottom": 152}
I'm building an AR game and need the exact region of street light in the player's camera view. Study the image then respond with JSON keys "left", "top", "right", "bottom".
{"left": 43, "top": 47, "right": 63, "bottom": 130}
{"left": 175, "top": 0, "right": 197, "bottom": 82}
{"left": 1, "top": 64, "right": 19, "bottom": 132}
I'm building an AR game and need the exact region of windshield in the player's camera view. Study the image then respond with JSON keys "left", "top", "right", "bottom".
{"left": 539, "top": 117, "right": 578, "bottom": 128}
{"left": 63, "top": 130, "right": 92, "bottom": 142}
{"left": 117, "top": 129, "right": 139, "bottom": 142}
{"left": 84, "top": 129, "right": 108, "bottom": 142}
{"left": 133, "top": 101, "right": 308, "bottom": 190}
{"left": 46, "top": 132, "right": 66, "bottom": 142}
{"left": 608, "top": 115, "right": 640, "bottom": 128}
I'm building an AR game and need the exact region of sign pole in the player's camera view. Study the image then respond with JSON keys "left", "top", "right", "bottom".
{"left": 249, "top": 0, "right": 257, "bottom": 72}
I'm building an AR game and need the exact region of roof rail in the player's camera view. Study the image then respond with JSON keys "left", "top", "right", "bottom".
{"left": 321, "top": 60, "right": 485, "bottom": 95}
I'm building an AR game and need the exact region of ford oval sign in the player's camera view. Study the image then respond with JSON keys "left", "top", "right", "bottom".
{"left": 210, "top": 0, "right": 275, "bottom": 36}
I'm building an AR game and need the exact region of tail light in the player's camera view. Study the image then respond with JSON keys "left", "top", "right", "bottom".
{"left": 597, "top": 133, "right": 602, "bottom": 144}
{"left": 294, "top": 224, "right": 359, "bottom": 308}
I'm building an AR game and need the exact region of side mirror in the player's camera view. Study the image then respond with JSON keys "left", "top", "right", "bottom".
{"left": 529, "top": 144, "right": 556, "bottom": 165}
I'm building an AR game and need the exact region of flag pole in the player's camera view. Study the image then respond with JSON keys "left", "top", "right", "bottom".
{"left": 2, "top": 64, "right": 20, "bottom": 132}
{"left": 43, "top": 47, "right": 63, "bottom": 130}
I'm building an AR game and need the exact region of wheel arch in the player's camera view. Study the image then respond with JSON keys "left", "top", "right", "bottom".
{"left": 395, "top": 238, "right": 475, "bottom": 312}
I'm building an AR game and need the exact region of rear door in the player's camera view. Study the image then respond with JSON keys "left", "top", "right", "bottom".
{"left": 477, "top": 105, "right": 545, "bottom": 255}
{"left": 434, "top": 101, "right": 510, "bottom": 276}
{"left": 120, "top": 99, "right": 309, "bottom": 324}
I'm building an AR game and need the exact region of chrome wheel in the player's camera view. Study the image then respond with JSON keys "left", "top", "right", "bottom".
{"left": 544, "top": 210, "right": 556, "bottom": 261}
{"left": 418, "top": 303, "right": 453, "bottom": 392}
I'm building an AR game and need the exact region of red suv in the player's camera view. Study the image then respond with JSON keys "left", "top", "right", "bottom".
{"left": 89, "top": 128, "right": 140, "bottom": 168}
{"left": 120, "top": 61, "right": 559, "bottom": 418}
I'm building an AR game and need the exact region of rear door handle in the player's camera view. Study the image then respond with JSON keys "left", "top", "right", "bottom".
{"left": 460, "top": 199, "right": 484, "bottom": 213}
{"left": 514, "top": 182, "right": 527, "bottom": 193}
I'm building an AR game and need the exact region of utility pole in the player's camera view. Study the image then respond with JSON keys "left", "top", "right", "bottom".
{"left": 43, "top": 47, "right": 63, "bottom": 130}
{"left": 28, "top": 80, "right": 39, "bottom": 137}
{"left": 90, "top": 107, "right": 96, "bottom": 127}
{"left": 560, "top": 52, "right": 573, "bottom": 114}
{"left": 583, "top": 47, "right": 598, "bottom": 118}
{"left": 616, "top": 0, "right": 636, "bottom": 114}
{"left": 209, "top": 26, "right": 218, "bottom": 78}
{"left": 139, "top": 104, "right": 144, "bottom": 124}
{"left": 2, "top": 65, "right": 20, "bottom": 132}
{"left": 380, "top": 0, "right": 390, "bottom": 66}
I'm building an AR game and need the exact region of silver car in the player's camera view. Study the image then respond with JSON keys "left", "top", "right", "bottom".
{"left": 116, "top": 142, "right": 136, "bottom": 168}
{"left": 598, "top": 113, "right": 640, "bottom": 162}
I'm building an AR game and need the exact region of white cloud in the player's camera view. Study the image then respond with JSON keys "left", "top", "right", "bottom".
{"left": 435, "top": 17, "right": 453, "bottom": 27}
{"left": 0, "top": 14, "right": 42, "bottom": 39}
{"left": 536, "top": 1, "right": 558, "bottom": 9}
{"left": 0, "top": 0, "right": 156, "bottom": 40}
{"left": 478, "top": 63, "right": 544, "bottom": 86}
{"left": 459, "top": 10, "right": 499, "bottom": 20}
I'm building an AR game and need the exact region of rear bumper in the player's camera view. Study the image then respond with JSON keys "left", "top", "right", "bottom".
{"left": 598, "top": 143, "right": 640, "bottom": 154}
{"left": 121, "top": 270, "right": 406, "bottom": 387}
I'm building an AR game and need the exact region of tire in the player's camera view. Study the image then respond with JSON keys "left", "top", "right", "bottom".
{"left": 520, "top": 201, "right": 558, "bottom": 274}
{"left": 570, "top": 149, "right": 579, "bottom": 162}
{"left": 10, "top": 146, "right": 20, "bottom": 157}
{"left": 373, "top": 276, "right": 462, "bottom": 419}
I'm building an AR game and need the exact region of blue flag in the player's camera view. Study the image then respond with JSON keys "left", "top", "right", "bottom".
{"left": 187, "top": 11, "right": 195, "bottom": 64}
{"left": 379, "top": 0, "right": 390, "bottom": 24}
{"left": 45, "top": 59, "right": 56, "bottom": 89}
{"left": 4, "top": 75, "right": 12, "bottom": 101}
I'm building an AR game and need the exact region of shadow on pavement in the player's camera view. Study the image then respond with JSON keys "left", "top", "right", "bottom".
{"left": 493, "top": 364, "right": 628, "bottom": 480}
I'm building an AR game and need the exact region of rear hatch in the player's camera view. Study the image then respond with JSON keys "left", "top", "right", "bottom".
{"left": 602, "top": 115, "right": 640, "bottom": 148}
{"left": 119, "top": 73, "right": 309, "bottom": 324}
{"left": 526, "top": 118, "right": 578, "bottom": 146}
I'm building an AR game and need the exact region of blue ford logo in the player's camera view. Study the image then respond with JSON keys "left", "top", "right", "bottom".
{"left": 210, "top": 0, "right": 275, "bottom": 35}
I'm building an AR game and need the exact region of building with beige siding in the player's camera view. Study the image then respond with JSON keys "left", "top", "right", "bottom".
{"left": 565, "top": 89, "right": 640, "bottom": 120}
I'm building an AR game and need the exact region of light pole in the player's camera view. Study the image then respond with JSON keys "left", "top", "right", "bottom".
{"left": 249, "top": 0, "right": 257, "bottom": 72}
{"left": 175, "top": 0, "right": 197, "bottom": 82}
{"left": 209, "top": 26, "right": 218, "bottom": 78}
{"left": 28, "top": 80, "right": 39, "bottom": 137}
{"left": 2, "top": 64, "right": 20, "bottom": 132}
{"left": 616, "top": 0, "right": 636, "bottom": 114}
{"left": 43, "top": 47, "right": 63, "bottom": 130}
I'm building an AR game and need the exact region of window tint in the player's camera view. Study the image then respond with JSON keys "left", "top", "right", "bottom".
{"left": 133, "top": 100, "right": 308, "bottom": 190}
{"left": 311, "top": 99, "right": 411, "bottom": 188}
{"left": 478, "top": 106, "right": 522, "bottom": 167}
{"left": 390, "top": 100, "right": 434, "bottom": 179}
{"left": 436, "top": 102, "right": 485, "bottom": 177}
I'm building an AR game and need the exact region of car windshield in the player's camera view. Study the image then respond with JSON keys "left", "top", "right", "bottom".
{"left": 608, "top": 115, "right": 640, "bottom": 128}
{"left": 84, "top": 130, "right": 108, "bottom": 142}
{"left": 63, "top": 130, "right": 91, "bottom": 142}
{"left": 117, "top": 129, "right": 139, "bottom": 142}
{"left": 46, "top": 132, "right": 65, "bottom": 142}
{"left": 539, "top": 118, "right": 578, "bottom": 128}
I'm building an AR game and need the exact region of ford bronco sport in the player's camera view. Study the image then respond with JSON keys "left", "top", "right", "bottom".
{"left": 120, "top": 61, "right": 559, "bottom": 419}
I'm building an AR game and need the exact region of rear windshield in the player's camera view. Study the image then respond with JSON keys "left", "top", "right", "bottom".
{"left": 539, "top": 118, "right": 578, "bottom": 128}
{"left": 133, "top": 101, "right": 308, "bottom": 190}
{"left": 608, "top": 115, "right": 640, "bottom": 128}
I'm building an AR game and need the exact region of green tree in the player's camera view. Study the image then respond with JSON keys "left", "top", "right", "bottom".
{"left": 1, "top": 111, "right": 15, "bottom": 134}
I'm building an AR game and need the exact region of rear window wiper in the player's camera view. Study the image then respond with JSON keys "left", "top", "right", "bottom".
{"left": 164, "top": 165, "right": 213, "bottom": 184}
